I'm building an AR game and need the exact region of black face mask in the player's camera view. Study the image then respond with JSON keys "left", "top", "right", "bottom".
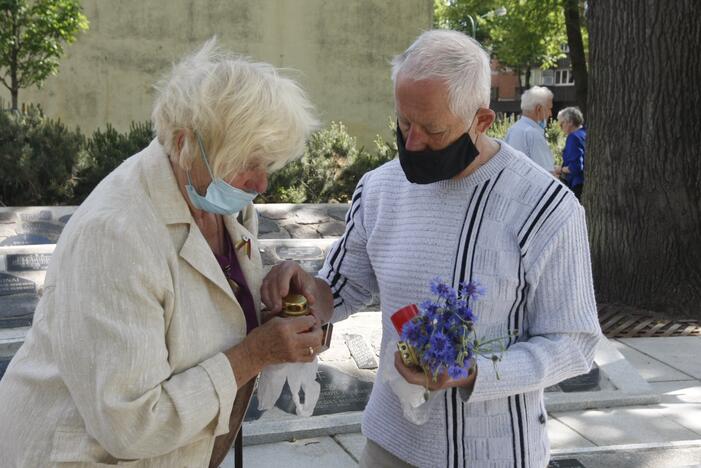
{"left": 397, "top": 125, "right": 480, "bottom": 184}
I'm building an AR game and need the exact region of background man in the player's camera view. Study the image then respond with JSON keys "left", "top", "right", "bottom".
{"left": 505, "top": 85, "right": 555, "bottom": 174}
{"left": 262, "top": 30, "right": 600, "bottom": 468}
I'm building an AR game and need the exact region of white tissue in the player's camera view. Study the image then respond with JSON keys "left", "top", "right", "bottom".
{"left": 257, "top": 359, "right": 320, "bottom": 417}
{"left": 379, "top": 340, "right": 440, "bottom": 425}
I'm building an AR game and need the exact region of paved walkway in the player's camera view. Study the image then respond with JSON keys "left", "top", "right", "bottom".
{"left": 226, "top": 335, "right": 701, "bottom": 468}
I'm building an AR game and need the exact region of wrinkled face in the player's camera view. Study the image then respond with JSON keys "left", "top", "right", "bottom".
{"left": 558, "top": 118, "right": 576, "bottom": 135}
{"left": 226, "top": 161, "right": 269, "bottom": 194}
{"left": 395, "top": 75, "right": 468, "bottom": 151}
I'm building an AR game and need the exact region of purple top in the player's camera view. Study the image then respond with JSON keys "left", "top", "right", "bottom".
{"left": 214, "top": 230, "right": 258, "bottom": 334}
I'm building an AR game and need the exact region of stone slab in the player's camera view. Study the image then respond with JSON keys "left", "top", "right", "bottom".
{"left": 344, "top": 333, "right": 378, "bottom": 370}
{"left": 650, "top": 380, "right": 701, "bottom": 404}
{"left": 242, "top": 412, "right": 362, "bottom": 446}
{"left": 620, "top": 337, "right": 701, "bottom": 380}
{"left": 552, "top": 406, "right": 701, "bottom": 446}
{"left": 547, "top": 418, "right": 596, "bottom": 450}
{"left": 551, "top": 440, "right": 701, "bottom": 468}
{"left": 230, "top": 436, "right": 357, "bottom": 468}
{"left": 611, "top": 339, "right": 694, "bottom": 382}
{"left": 0, "top": 327, "right": 27, "bottom": 357}
{"left": 333, "top": 433, "right": 366, "bottom": 462}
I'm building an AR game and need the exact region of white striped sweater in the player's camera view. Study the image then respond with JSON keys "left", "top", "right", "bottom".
{"left": 318, "top": 142, "right": 601, "bottom": 468}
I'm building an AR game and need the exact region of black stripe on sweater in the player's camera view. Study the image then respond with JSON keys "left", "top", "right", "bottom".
{"left": 515, "top": 394, "right": 526, "bottom": 468}
{"left": 519, "top": 185, "right": 563, "bottom": 249}
{"left": 508, "top": 396, "right": 519, "bottom": 468}
{"left": 325, "top": 184, "right": 364, "bottom": 297}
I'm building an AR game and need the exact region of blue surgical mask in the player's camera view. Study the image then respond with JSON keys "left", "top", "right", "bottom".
{"left": 185, "top": 133, "right": 257, "bottom": 216}
{"left": 538, "top": 120, "right": 547, "bottom": 130}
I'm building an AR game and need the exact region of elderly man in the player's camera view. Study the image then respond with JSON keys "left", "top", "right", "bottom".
{"left": 263, "top": 30, "right": 600, "bottom": 468}
{"left": 505, "top": 85, "right": 555, "bottom": 173}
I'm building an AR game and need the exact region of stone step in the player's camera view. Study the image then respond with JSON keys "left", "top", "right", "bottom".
{"left": 0, "top": 204, "right": 349, "bottom": 245}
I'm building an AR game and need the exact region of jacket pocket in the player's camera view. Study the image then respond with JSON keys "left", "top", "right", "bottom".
{"left": 50, "top": 427, "right": 140, "bottom": 466}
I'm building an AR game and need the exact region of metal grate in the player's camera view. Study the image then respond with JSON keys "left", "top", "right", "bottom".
{"left": 599, "top": 307, "right": 701, "bottom": 338}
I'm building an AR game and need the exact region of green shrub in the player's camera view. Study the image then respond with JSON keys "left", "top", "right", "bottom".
{"left": 0, "top": 107, "right": 83, "bottom": 206}
{"left": 261, "top": 121, "right": 395, "bottom": 203}
{"left": 71, "top": 121, "right": 153, "bottom": 203}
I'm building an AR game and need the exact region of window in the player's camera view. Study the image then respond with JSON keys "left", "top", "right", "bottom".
{"left": 554, "top": 69, "right": 575, "bottom": 86}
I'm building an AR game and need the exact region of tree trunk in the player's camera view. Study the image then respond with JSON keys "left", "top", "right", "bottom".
{"left": 563, "top": 0, "right": 588, "bottom": 119}
{"left": 524, "top": 67, "right": 531, "bottom": 89}
{"left": 586, "top": 0, "right": 701, "bottom": 319}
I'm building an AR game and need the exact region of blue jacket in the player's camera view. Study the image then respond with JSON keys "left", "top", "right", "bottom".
{"left": 563, "top": 128, "right": 585, "bottom": 188}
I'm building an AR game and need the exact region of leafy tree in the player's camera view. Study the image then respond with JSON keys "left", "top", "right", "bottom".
{"left": 0, "top": 0, "right": 88, "bottom": 111}
{"left": 434, "top": 0, "right": 567, "bottom": 88}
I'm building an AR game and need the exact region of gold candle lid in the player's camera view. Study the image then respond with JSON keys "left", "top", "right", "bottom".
{"left": 282, "top": 293, "right": 308, "bottom": 316}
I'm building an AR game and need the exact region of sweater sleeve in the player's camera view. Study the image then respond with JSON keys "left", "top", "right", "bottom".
{"left": 317, "top": 174, "right": 379, "bottom": 322}
{"left": 49, "top": 218, "right": 236, "bottom": 460}
{"left": 465, "top": 202, "right": 601, "bottom": 402}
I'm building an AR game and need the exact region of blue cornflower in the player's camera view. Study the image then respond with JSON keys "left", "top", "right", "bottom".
{"left": 431, "top": 278, "right": 458, "bottom": 303}
{"left": 460, "top": 280, "right": 486, "bottom": 301}
{"left": 448, "top": 363, "right": 469, "bottom": 380}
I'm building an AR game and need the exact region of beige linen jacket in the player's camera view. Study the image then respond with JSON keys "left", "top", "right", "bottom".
{"left": 0, "top": 139, "right": 264, "bottom": 467}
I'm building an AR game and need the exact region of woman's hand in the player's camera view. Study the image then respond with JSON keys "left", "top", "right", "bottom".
{"left": 393, "top": 351, "right": 477, "bottom": 392}
{"left": 225, "top": 314, "right": 323, "bottom": 386}
{"left": 248, "top": 315, "right": 323, "bottom": 367}
{"left": 261, "top": 260, "right": 334, "bottom": 323}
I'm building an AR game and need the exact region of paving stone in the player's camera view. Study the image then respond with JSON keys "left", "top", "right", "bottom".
{"left": 333, "top": 433, "right": 366, "bottom": 461}
{"left": 283, "top": 223, "right": 321, "bottom": 238}
{"left": 649, "top": 380, "right": 701, "bottom": 404}
{"left": 553, "top": 406, "right": 701, "bottom": 446}
{"left": 327, "top": 205, "right": 350, "bottom": 221}
{"left": 316, "top": 221, "right": 346, "bottom": 238}
{"left": 611, "top": 339, "right": 693, "bottom": 382}
{"left": 620, "top": 337, "right": 701, "bottom": 380}
{"left": 231, "top": 437, "right": 357, "bottom": 468}
{"left": 292, "top": 206, "right": 328, "bottom": 225}
{"left": 256, "top": 204, "right": 294, "bottom": 220}
{"left": 547, "top": 418, "right": 596, "bottom": 450}
{"left": 259, "top": 229, "right": 291, "bottom": 239}
{"left": 257, "top": 214, "right": 280, "bottom": 235}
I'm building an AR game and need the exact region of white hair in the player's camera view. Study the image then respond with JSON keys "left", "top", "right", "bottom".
{"left": 557, "top": 106, "right": 584, "bottom": 127}
{"left": 391, "top": 30, "right": 491, "bottom": 125}
{"left": 520, "top": 86, "right": 554, "bottom": 113}
{"left": 152, "top": 38, "right": 319, "bottom": 178}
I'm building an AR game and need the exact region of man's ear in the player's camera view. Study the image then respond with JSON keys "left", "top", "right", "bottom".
{"left": 474, "top": 108, "right": 496, "bottom": 134}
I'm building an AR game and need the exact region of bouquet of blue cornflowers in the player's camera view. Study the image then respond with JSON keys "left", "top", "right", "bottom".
{"left": 398, "top": 277, "right": 505, "bottom": 383}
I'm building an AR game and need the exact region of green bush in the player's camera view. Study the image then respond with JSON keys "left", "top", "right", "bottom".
{"left": 0, "top": 107, "right": 83, "bottom": 206}
{"left": 1, "top": 111, "right": 395, "bottom": 206}
{"left": 260, "top": 121, "right": 396, "bottom": 203}
{"left": 71, "top": 121, "right": 153, "bottom": 203}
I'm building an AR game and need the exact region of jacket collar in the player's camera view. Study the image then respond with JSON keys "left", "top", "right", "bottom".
{"left": 140, "top": 139, "right": 262, "bottom": 320}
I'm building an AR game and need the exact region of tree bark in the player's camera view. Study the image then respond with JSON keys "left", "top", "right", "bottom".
{"left": 586, "top": 0, "right": 701, "bottom": 319}
{"left": 563, "top": 0, "right": 588, "bottom": 119}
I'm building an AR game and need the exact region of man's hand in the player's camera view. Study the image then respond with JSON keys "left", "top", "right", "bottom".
{"left": 261, "top": 260, "right": 334, "bottom": 323}
{"left": 394, "top": 351, "right": 477, "bottom": 392}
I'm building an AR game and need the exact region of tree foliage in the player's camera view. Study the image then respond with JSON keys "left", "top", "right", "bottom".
{"left": 0, "top": 0, "right": 89, "bottom": 110}
{"left": 434, "top": 0, "right": 568, "bottom": 88}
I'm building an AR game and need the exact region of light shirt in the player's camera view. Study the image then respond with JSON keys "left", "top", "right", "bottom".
{"left": 505, "top": 116, "right": 555, "bottom": 171}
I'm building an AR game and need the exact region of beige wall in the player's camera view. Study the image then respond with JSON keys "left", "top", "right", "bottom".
{"left": 4, "top": 0, "right": 432, "bottom": 147}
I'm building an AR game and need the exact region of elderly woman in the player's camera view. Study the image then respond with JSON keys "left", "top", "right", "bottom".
{"left": 0, "top": 40, "right": 321, "bottom": 467}
{"left": 555, "top": 106, "right": 586, "bottom": 199}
